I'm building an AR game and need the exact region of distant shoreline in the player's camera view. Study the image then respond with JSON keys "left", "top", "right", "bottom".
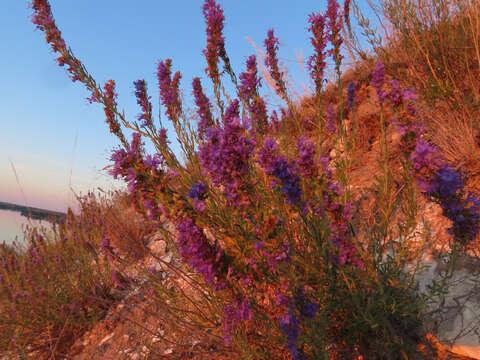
{"left": 0, "top": 202, "right": 66, "bottom": 223}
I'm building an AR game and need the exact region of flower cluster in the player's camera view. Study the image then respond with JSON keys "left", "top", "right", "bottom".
{"left": 239, "top": 55, "right": 260, "bottom": 102}
{"left": 279, "top": 290, "right": 318, "bottom": 360}
{"left": 188, "top": 182, "right": 207, "bottom": 212}
{"left": 307, "top": 12, "right": 327, "bottom": 94}
{"left": 326, "top": 104, "right": 337, "bottom": 133}
{"left": 109, "top": 133, "right": 164, "bottom": 221}
{"left": 347, "top": 81, "right": 357, "bottom": 111}
{"left": 202, "top": 0, "right": 225, "bottom": 85}
{"left": 109, "top": 133, "right": 143, "bottom": 184}
{"left": 264, "top": 29, "right": 288, "bottom": 100}
{"left": 192, "top": 77, "right": 214, "bottom": 139}
{"left": 239, "top": 56, "right": 268, "bottom": 131}
{"left": 133, "top": 79, "right": 153, "bottom": 128}
{"left": 372, "top": 63, "right": 480, "bottom": 245}
{"left": 257, "top": 138, "right": 303, "bottom": 206}
{"left": 175, "top": 217, "right": 227, "bottom": 288}
{"left": 318, "top": 157, "right": 363, "bottom": 267}
{"left": 411, "top": 142, "right": 480, "bottom": 244}
{"left": 297, "top": 137, "right": 317, "bottom": 178}
{"left": 30, "top": 0, "right": 83, "bottom": 82}
{"left": 326, "top": 0, "right": 343, "bottom": 65}
{"left": 280, "top": 312, "right": 305, "bottom": 360}
{"left": 157, "top": 59, "right": 182, "bottom": 122}
{"left": 102, "top": 80, "right": 120, "bottom": 136}
{"left": 199, "top": 100, "right": 255, "bottom": 207}
{"left": 371, "top": 62, "right": 387, "bottom": 103}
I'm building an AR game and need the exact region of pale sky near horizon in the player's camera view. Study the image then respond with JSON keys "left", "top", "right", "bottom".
{"left": 1, "top": 0, "right": 378, "bottom": 212}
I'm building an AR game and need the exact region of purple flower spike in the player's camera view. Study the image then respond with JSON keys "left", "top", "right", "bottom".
{"left": 257, "top": 137, "right": 303, "bottom": 206}
{"left": 133, "top": 79, "right": 153, "bottom": 128}
{"left": 101, "top": 80, "right": 123, "bottom": 140}
{"left": 307, "top": 12, "right": 327, "bottom": 94}
{"left": 392, "top": 83, "right": 480, "bottom": 245}
{"left": 372, "top": 62, "right": 387, "bottom": 103}
{"left": 199, "top": 100, "right": 255, "bottom": 207}
{"left": 189, "top": 182, "right": 207, "bottom": 200}
{"left": 192, "top": 77, "right": 214, "bottom": 138}
{"left": 279, "top": 310, "right": 309, "bottom": 360}
{"left": 176, "top": 217, "right": 227, "bottom": 287}
{"left": 203, "top": 0, "right": 225, "bottom": 85}
{"left": 326, "top": 0, "right": 343, "bottom": 65}
{"left": 326, "top": 104, "right": 337, "bottom": 132}
{"left": 157, "top": 59, "right": 182, "bottom": 121}
{"left": 297, "top": 137, "right": 317, "bottom": 177}
{"left": 239, "top": 55, "right": 260, "bottom": 101}
{"left": 264, "top": 29, "right": 287, "bottom": 99}
{"left": 239, "top": 55, "right": 268, "bottom": 131}
{"left": 347, "top": 81, "right": 357, "bottom": 110}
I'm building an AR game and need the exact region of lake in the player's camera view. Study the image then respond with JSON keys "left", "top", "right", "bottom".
{"left": 0, "top": 209, "right": 51, "bottom": 246}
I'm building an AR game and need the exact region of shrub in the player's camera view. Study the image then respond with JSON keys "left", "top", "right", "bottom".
{"left": 24, "top": 0, "right": 480, "bottom": 358}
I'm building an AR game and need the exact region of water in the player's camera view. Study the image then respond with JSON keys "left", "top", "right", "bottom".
{"left": 0, "top": 209, "right": 51, "bottom": 246}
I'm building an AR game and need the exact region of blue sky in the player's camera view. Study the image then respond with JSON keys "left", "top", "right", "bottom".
{"left": 1, "top": 0, "right": 379, "bottom": 212}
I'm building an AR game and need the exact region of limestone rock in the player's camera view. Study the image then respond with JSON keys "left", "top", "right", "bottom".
{"left": 415, "top": 254, "right": 480, "bottom": 359}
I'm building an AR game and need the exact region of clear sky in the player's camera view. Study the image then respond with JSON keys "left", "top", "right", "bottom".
{"left": 1, "top": 0, "right": 379, "bottom": 212}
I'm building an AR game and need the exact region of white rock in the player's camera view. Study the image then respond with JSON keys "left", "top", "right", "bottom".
{"left": 415, "top": 254, "right": 480, "bottom": 359}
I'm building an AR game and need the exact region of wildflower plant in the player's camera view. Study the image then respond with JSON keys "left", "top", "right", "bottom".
{"left": 27, "top": 0, "right": 480, "bottom": 359}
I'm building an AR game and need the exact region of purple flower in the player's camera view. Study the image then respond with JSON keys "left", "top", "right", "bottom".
{"left": 257, "top": 138, "right": 303, "bottom": 206}
{"left": 326, "top": 0, "right": 343, "bottom": 64}
{"left": 157, "top": 59, "right": 182, "bottom": 121}
{"left": 307, "top": 12, "right": 327, "bottom": 94}
{"left": 202, "top": 0, "right": 225, "bottom": 85}
{"left": 326, "top": 104, "right": 337, "bottom": 132}
{"left": 30, "top": 0, "right": 84, "bottom": 82}
{"left": 199, "top": 100, "right": 255, "bottom": 207}
{"left": 126, "top": 168, "right": 137, "bottom": 193}
{"left": 264, "top": 29, "right": 287, "bottom": 99}
{"left": 268, "top": 110, "right": 282, "bottom": 132}
{"left": 279, "top": 310, "right": 308, "bottom": 360}
{"left": 371, "top": 62, "right": 387, "bottom": 103}
{"left": 393, "top": 92, "right": 480, "bottom": 245}
{"left": 193, "top": 198, "right": 206, "bottom": 212}
{"left": 176, "top": 217, "right": 227, "bottom": 287}
{"left": 297, "top": 137, "right": 316, "bottom": 177}
{"left": 158, "top": 128, "right": 169, "bottom": 147}
{"left": 293, "top": 288, "right": 319, "bottom": 319}
{"left": 192, "top": 77, "right": 214, "bottom": 138}
{"left": 239, "top": 55, "right": 268, "bottom": 131}
{"left": 144, "top": 154, "right": 164, "bottom": 172}
{"left": 239, "top": 55, "right": 260, "bottom": 101}
{"left": 277, "top": 289, "right": 318, "bottom": 359}
{"left": 133, "top": 79, "right": 153, "bottom": 127}
{"left": 189, "top": 182, "right": 207, "bottom": 200}
{"left": 189, "top": 183, "right": 208, "bottom": 212}
{"left": 101, "top": 80, "right": 124, "bottom": 142}
{"left": 347, "top": 81, "right": 357, "bottom": 110}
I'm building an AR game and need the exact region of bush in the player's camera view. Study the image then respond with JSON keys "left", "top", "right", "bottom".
{"left": 20, "top": 0, "right": 480, "bottom": 358}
